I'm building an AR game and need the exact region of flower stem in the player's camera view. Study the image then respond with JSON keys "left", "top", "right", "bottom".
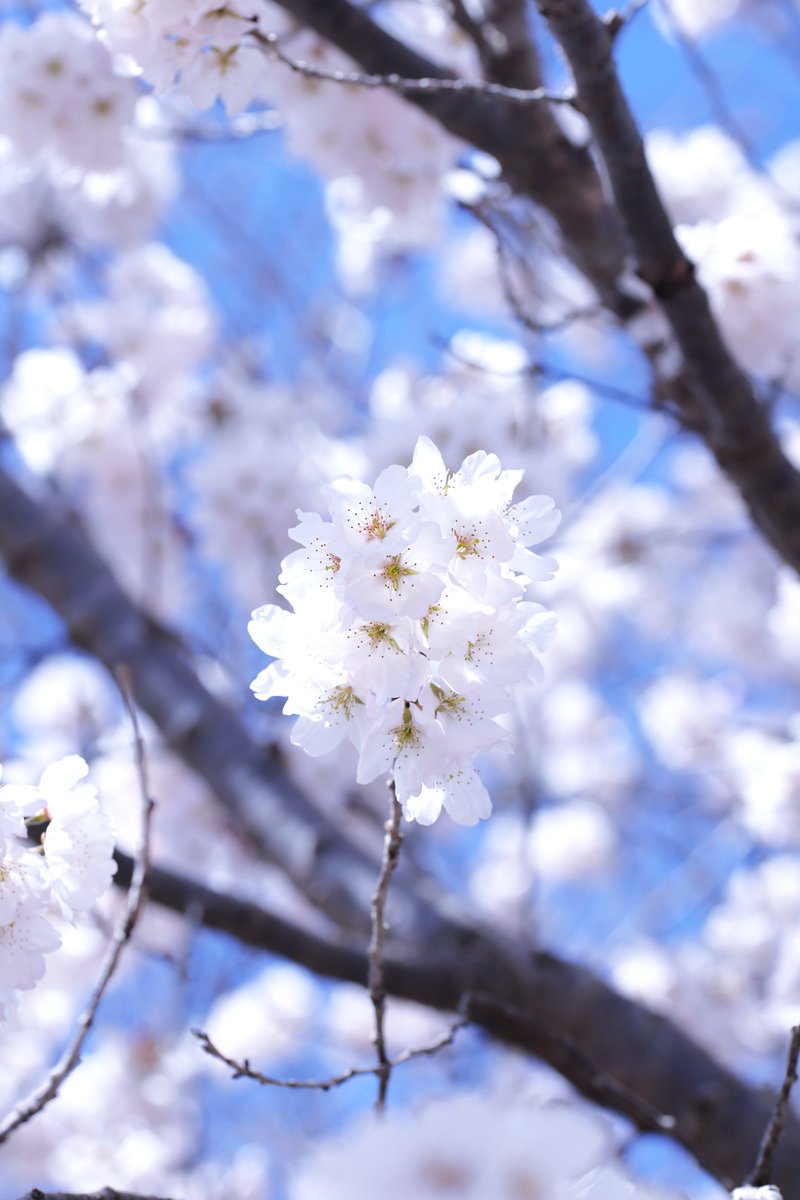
{"left": 368, "top": 780, "right": 404, "bottom": 1111}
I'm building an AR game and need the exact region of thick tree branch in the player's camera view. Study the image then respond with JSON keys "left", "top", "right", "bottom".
{"left": 534, "top": 0, "right": 800, "bottom": 574}
{"left": 115, "top": 850, "right": 800, "bottom": 1195}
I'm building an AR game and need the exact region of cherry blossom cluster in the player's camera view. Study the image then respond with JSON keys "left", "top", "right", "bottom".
{"left": 0, "top": 756, "right": 116, "bottom": 1023}
{"left": 0, "top": 12, "right": 138, "bottom": 172}
{"left": 81, "top": 0, "right": 271, "bottom": 114}
{"left": 249, "top": 437, "right": 559, "bottom": 826}
{"left": 645, "top": 124, "right": 800, "bottom": 389}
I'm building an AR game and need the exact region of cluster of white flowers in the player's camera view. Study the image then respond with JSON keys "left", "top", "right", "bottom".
{"left": 0, "top": 107, "right": 177, "bottom": 273}
{"left": 81, "top": 0, "right": 270, "bottom": 115}
{"left": 1, "top": 348, "right": 189, "bottom": 622}
{"left": 645, "top": 125, "right": 800, "bottom": 387}
{"left": 289, "top": 1088, "right": 683, "bottom": 1200}
{"left": 249, "top": 436, "right": 559, "bottom": 826}
{"left": 187, "top": 364, "right": 357, "bottom": 611}
{"left": 0, "top": 13, "right": 138, "bottom": 172}
{"left": 0, "top": 756, "right": 116, "bottom": 1024}
{"left": 62, "top": 242, "right": 215, "bottom": 408}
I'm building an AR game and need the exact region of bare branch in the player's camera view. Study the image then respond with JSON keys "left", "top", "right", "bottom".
{"left": 473, "top": 200, "right": 606, "bottom": 335}
{"left": 747, "top": 1026, "right": 800, "bottom": 1187}
{"left": 368, "top": 783, "right": 404, "bottom": 1110}
{"left": 252, "top": 28, "right": 576, "bottom": 105}
{"left": 0, "top": 671, "right": 154, "bottom": 1145}
{"left": 192, "top": 1019, "right": 466, "bottom": 1092}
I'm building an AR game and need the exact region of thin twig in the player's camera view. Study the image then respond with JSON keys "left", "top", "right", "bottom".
{"left": 0, "top": 669, "right": 155, "bottom": 1146}
{"left": 747, "top": 1025, "right": 800, "bottom": 1186}
{"left": 192, "top": 1018, "right": 466, "bottom": 1092}
{"left": 368, "top": 781, "right": 404, "bottom": 1110}
{"left": 251, "top": 28, "right": 576, "bottom": 106}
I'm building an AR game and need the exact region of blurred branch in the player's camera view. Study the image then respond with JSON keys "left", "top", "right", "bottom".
{"left": 647, "top": 3, "right": 800, "bottom": 238}
{"left": 463, "top": 990, "right": 675, "bottom": 1134}
{"left": 17, "top": 1192, "right": 174, "bottom": 1200}
{"left": 458, "top": 0, "right": 544, "bottom": 88}
{"left": 0, "top": 677, "right": 154, "bottom": 1146}
{"left": 605, "top": 0, "right": 651, "bottom": 40}
{"left": 436, "top": 332, "right": 657, "bottom": 413}
{"left": 656, "top": 0, "right": 781, "bottom": 187}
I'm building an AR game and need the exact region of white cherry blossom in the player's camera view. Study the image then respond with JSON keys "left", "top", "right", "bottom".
{"left": 0, "top": 756, "right": 116, "bottom": 1022}
{"left": 250, "top": 436, "right": 559, "bottom": 824}
{"left": 42, "top": 789, "right": 117, "bottom": 917}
